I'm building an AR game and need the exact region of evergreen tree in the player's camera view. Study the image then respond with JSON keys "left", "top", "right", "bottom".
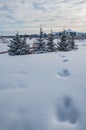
{"left": 57, "top": 30, "right": 77, "bottom": 51}
{"left": 57, "top": 30, "right": 69, "bottom": 51}
{"left": 8, "top": 32, "right": 28, "bottom": 56}
{"left": 47, "top": 29, "right": 54, "bottom": 52}
{"left": 70, "top": 36, "right": 76, "bottom": 49}
{"left": 38, "top": 25, "right": 44, "bottom": 52}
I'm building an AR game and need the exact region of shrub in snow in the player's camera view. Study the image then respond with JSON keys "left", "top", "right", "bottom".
{"left": 8, "top": 33, "right": 29, "bottom": 56}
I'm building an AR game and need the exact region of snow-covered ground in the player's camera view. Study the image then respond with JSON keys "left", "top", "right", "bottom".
{"left": 0, "top": 40, "right": 86, "bottom": 130}
{"left": 0, "top": 39, "right": 9, "bottom": 52}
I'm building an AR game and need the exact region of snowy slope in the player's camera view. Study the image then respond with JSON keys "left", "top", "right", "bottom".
{"left": 0, "top": 42, "right": 8, "bottom": 52}
{"left": 0, "top": 38, "right": 12, "bottom": 52}
{"left": 0, "top": 40, "right": 86, "bottom": 130}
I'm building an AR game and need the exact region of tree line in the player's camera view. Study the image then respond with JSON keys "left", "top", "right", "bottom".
{"left": 8, "top": 30, "right": 77, "bottom": 56}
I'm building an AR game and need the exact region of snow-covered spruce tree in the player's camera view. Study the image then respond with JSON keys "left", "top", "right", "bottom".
{"left": 37, "top": 25, "right": 45, "bottom": 52}
{"left": 57, "top": 30, "right": 69, "bottom": 51}
{"left": 70, "top": 36, "right": 76, "bottom": 49}
{"left": 47, "top": 29, "right": 55, "bottom": 52}
{"left": 57, "top": 30, "right": 77, "bottom": 51}
{"left": 8, "top": 33, "right": 29, "bottom": 56}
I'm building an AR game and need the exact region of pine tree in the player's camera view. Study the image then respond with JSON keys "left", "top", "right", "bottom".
{"left": 70, "top": 36, "right": 76, "bottom": 49}
{"left": 38, "top": 25, "right": 44, "bottom": 52}
{"left": 57, "top": 30, "right": 69, "bottom": 51}
{"left": 47, "top": 29, "right": 54, "bottom": 52}
{"left": 20, "top": 37, "right": 29, "bottom": 54}
{"left": 8, "top": 32, "right": 28, "bottom": 56}
{"left": 57, "top": 30, "right": 77, "bottom": 51}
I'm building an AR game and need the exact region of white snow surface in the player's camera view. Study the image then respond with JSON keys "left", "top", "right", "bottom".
{"left": 0, "top": 40, "right": 86, "bottom": 130}
{"left": 0, "top": 42, "right": 8, "bottom": 52}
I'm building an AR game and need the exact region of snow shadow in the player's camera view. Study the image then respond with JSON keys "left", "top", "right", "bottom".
{"left": 56, "top": 95, "right": 80, "bottom": 124}
{"left": 58, "top": 69, "right": 70, "bottom": 77}
{"left": 61, "top": 55, "right": 66, "bottom": 58}
{"left": 62, "top": 59, "right": 69, "bottom": 63}
{"left": 15, "top": 70, "right": 27, "bottom": 76}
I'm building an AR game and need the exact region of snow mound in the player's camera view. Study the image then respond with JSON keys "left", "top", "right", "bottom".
{"left": 56, "top": 96, "right": 80, "bottom": 124}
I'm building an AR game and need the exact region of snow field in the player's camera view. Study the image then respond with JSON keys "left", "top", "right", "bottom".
{"left": 0, "top": 40, "right": 86, "bottom": 130}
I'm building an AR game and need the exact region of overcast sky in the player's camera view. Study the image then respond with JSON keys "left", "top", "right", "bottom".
{"left": 0, "top": 0, "right": 86, "bottom": 35}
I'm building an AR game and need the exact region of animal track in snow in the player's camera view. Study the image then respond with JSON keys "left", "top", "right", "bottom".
{"left": 63, "top": 59, "right": 69, "bottom": 63}
{"left": 58, "top": 69, "right": 70, "bottom": 78}
{"left": 61, "top": 55, "right": 66, "bottom": 58}
{"left": 15, "top": 70, "right": 27, "bottom": 76}
{"left": 56, "top": 96, "right": 80, "bottom": 124}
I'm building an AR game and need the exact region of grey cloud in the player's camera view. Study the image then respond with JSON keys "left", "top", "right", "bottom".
{"left": 74, "top": 0, "right": 85, "bottom": 4}
{"left": 19, "top": 0, "right": 26, "bottom": 4}
{"left": 32, "top": 2, "right": 47, "bottom": 12}
{"left": 16, "top": 20, "right": 25, "bottom": 23}
{"left": 0, "top": 5, "right": 13, "bottom": 12}
{"left": 0, "top": 0, "right": 86, "bottom": 34}
{"left": 5, "top": 15, "right": 15, "bottom": 20}
{"left": 32, "top": 18, "right": 56, "bottom": 23}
